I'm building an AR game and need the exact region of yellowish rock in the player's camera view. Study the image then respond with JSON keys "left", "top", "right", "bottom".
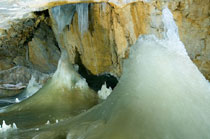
{"left": 50, "top": 2, "right": 151, "bottom": 76}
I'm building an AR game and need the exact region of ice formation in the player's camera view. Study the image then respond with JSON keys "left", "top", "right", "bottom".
{"left": 46, "top": 120, "right": 50, "bottom": 125}
{"left": 161, "top": 7, "right": 187, "bottom": 55}
{"left": 1, "top": 3, "right": 210, "bottom": 139}
{"left": 76, "top": 3, "right": 89, "bottom": 36}
{"left": 29, "top": 6, "right": 210, "bottom": 138}
{"left": 52, "top": 51, "right": 89, "bottom": 90}
{"left": 98, "top": 82, "right": 112, "bottom": 100}
{"left": 0, "top": 50, "right": 97, "bottom": 128}
{"left": 15, "top": 98, "right": 20, "bottom": 103}
{"left": 0, "top": 77, "right": 40, "bottom": 104}
{"left": 51, "top": 3, "right": 89, "bottom": 35}
{"left": 51, "top": 4, "right": 76, "bottom": 33}
{"left": 61, "top": 7, "right": 210, "bottom": 138}
{"left": 0, "top": 0, "right": 151, "bottom": 29}
{"left": 0, "top": 120, "right": 17, "bottom": 132}
{"left": 24, "top": 75, "right": 43, "bottom": 98}
{"left": 75, "top": 78, "right": 89, "bottom": 89}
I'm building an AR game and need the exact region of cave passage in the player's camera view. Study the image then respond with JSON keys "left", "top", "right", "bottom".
{"left": 77, "top": 63, "right": 118, "bottom": 92}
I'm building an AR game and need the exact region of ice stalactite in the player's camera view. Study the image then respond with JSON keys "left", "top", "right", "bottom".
{"left": 51, "top": 3, "right": 89, "bottom": 36}
{"left": 51, "top": 4, "right": 76, "bottom": 33}
{"left": 76, "top": 3, "right": 89, "bottom": 36}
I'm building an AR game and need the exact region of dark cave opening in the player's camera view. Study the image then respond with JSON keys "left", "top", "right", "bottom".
{"left": 77, "top": 63, "right": 118, "bottom": 92}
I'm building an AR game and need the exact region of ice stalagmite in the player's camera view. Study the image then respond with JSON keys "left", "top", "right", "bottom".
{"left": 0, "top": 50, "right": 98, "bottom": 128}
{"left": 37, "top": 7, "right": 210, "bottom": 139}
{"left": 62, "top": 7, "right": 210, "bottom": 139}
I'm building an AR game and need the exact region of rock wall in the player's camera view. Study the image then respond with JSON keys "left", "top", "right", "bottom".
{"left": 28, "top": 22, "right": 60, "bottom": 73}
{"left": 0, "top": 12, "right": 59, "bottom": 97}
{"left": 169, "top": 0, "right": 210, "bottom": 80}
{"left": 50, "top": 2, "right": 151, "bottom": 76}
{"left": 49, "top": 0, "right": 210, "bottom": 78}
{"left": 0, "top": 0, "right": 209, "bottom": 79}
{"left": 151, "top": 0, "right": 210, "bottom": 80}
{"left": 0, "top": 0, "right": 209, "bottom": 97}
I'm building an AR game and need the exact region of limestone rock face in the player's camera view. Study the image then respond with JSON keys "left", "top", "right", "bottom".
{"left": 0, "top": 0, "right": 209, "bottom": 79}
{"left": 49, "top": 0, "right": 209, "bottom": 79}
{"left": 0, "top": 58, "right": 14, "bottom": 71}
{"left": 0, "top": 14, "right": 47, "bottom": 71}
{"left": 28, "top": 22, "right": 60, "bottom": 73}
{"left": 50, "top": 2, "right": 151, "bottom": 76}
{"left": 168, "top": 0, "right": 210, "bottom": 80}
{"left": 144, "top": 0, "right": 210, "bottom": 78}
{"left": 149, "top": 0, "right": 210, "bottom": 80}
{"left": 0, "top": 66, "right": 50, "bottom": 98}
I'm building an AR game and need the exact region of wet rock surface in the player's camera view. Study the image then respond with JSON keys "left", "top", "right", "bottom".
{"left": 0, "top": 13, "right": 48, "bottom": 71}
{"left": 28, "top": 22, "right": 60, "bottom": 73}
{"left": 0, "top": 66, "right": 50, "bottom": 98}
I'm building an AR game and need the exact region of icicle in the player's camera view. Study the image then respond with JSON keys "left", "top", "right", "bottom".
{"left": 76, "top": 3, "right": 89, "bottom": 36}
{"left": 51, "top": 3, "right": 89, "bottom": 35}
{"left": 51, "top": 4, "right": 76, "bottom": 33}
